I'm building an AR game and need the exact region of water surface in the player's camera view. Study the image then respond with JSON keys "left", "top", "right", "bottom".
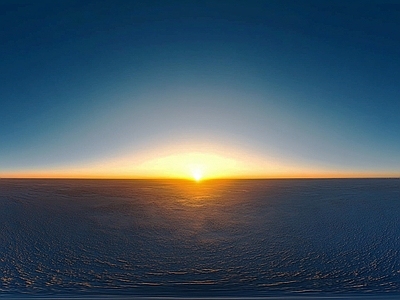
{"left": 1, "top": 179, "right": 399, "bottom": 298}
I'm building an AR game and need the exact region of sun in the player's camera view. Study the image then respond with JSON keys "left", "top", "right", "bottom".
{"left": 191, "top": 169, "right": 203, "bottom": 182}
{"left": 113, "top": 150, "right": 268, "bottom": 180}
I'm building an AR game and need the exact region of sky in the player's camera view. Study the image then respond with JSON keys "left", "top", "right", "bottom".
{"left": 1, "top": 0, "right": 400, "bottom": 179}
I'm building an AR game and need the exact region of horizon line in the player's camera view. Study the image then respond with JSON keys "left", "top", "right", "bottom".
{"left": 1, "top": 176, "right": 399, "bottom": 180}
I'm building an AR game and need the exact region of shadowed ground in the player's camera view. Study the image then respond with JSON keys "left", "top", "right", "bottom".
{"left": 0, "top": 179, "right": 399, "bottom": 298}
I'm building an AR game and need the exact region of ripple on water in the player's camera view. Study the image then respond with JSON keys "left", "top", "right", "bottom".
{"left": 0, "top": 178, "right": 399, "bottom": 297}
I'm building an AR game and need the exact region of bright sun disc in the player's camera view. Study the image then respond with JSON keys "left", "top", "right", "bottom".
{"left": 192, "top": 169, "right": 203, "bottom": 182}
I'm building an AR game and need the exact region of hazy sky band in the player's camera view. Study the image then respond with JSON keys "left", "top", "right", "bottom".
{"left": 1, "top": 1, "right": 400, "bottom": 177}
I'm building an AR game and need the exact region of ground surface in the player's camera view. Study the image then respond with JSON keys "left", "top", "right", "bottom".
{"left": 1, "top": 179, "right": 399, "bottom": 298}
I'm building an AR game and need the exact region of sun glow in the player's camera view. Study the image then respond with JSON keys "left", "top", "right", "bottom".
{"left": 191, "top": 168, "right": 203, "bottom": 182}
{"left": 89, "top": 143, "right": 304, "bottom": 179}
{"left": 13, "top": 143, "right": 322, "bottom": 179}
{"left": 129, "top": 152, "right": 240, "bottom": 180}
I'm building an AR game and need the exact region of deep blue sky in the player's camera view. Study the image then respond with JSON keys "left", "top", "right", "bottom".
{"left": 1, "top": 0, "right": 400, "bottom": 177}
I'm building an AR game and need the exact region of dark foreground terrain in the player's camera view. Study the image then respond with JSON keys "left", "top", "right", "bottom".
{"left": 1, "top": 178, "right": 399, "bottom": 298}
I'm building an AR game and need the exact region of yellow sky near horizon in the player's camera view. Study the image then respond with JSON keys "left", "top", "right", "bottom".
{"left": 2, "top": 143, "right": 398, "bottom": 180}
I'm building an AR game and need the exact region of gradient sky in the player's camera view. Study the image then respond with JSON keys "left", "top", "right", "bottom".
{"left": 1, "top": 0, "right": 400, "bottom": 178}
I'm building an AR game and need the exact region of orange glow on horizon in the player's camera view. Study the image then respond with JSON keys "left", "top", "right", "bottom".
{"left": 1, "top": 143, "right": 399, "bottom": 179}
{"left": 2, "top": 169, "right": 399, "bottom": 180}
